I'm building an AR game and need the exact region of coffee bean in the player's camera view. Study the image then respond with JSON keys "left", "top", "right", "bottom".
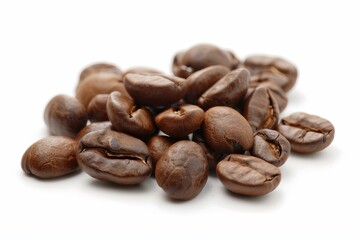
{"left": 21, "top": 136, "right": 78, "bottom": 178}
{"left": 278, "top": 112, "right": 335, "bottom": 153}
{"left": 198, "top": 68, "right": 250, "bottom": 110}
{"left": 147, "top": 135, "right": 178, "bottom": 167}
{"left": 87, "top": 94, "right": 109, "bottom": 122}
{"left": 155, "top": 141, "right": 208, "bottom": 200}
{"left": 216, "top": 154, "right": 281, "bottom": 196}
{"left": 79, "top": 63, "right": 123, "bottom": 83}
{"left": 123, "top": 67, "right": 163, "bottom": 76}
{"left": 75, "top": 121, "right": 112, "bottom": 142}
{"left": 243, "top": 86, "right": 280, "bottom": 131}
{"left": 244, "top": 55, "right": 298, "bottom": 92}
{"left": 172, "top": 44, "right": 240, "bottom": 78}
{"left": 203, "top": 106, "right": 254, "bottom": 153}
{"left": 155, "top": 104, "right": 204, "bottom": 137}
{"left": 77, "top": 129, "right": 152, "bottom": 185}
{"left": 107, "top": 91, "right": 156, "bottom": 138}
{"left": 124, "top": 73, "right": 187, "bottom": 107}
{"left": 251, "top": 129, "right": 290, "bottom": 167}
{"left": 44, "top": 94, "right": 88, "bottom": 138}
{"left": 184, "top": 65, "right": 230, "bottom": 104}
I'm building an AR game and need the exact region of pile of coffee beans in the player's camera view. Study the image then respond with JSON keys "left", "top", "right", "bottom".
{"left": 21, "top": 44, "right": 335, "bottom": 201}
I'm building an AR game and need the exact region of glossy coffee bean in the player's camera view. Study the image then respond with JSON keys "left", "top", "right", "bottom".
{"left": 198, "top": 68, "right": 250, "bottom": 110}
{"left": 124, "top": 73, "right": 187, "bottom": 107}
{"left": 123, "top": 67, "right": 163, "bottom": 76}
{"left": 87, "top": 94, "right": 109, "bottom": 122}
{"left": 172, "top": 44, "right": 240, "bottom": 78}
{"left": 278, "top": 112, "right": 335, "bottom": 153}
{"left": 216, "top": 154, "right": 281, "bottom": 196}
{"left": 243, "top": 86, "right": 280, "bottom": 131}
{"left": 192, "top": 130, "right": 225, "bottom": 171}
{"left": 76, "top": 72, "right": 129, "bottom": 107}
{"left": 251, "top": 129, "right": 290, "bottom": 167}
{"left": 147, "top": 135, "right": 178, "bottom": 167}
{"left": 155, "top": 141, "right": 208, "bottom": 200}
{"left": 155, "top": 104, "right": 204, "bottom": 137}
{"left": 244, "top": 55, "right": 298, "bottom": 92}
{"left": 203, "top": 106, "right": 254, "bottom": 153}
{"left": 184, "top": 65, "right": 230, "bottom": 104}
{"left": 44, "top": 94, "right": 88, "bottom": 138}
{"left": 21, "top": 136, "right": 78, "bottom": 178}
{"left": 79, "top": 63, "right": 122, "bottom": 83}
{"left": 107, "top": 91, "right": 156, "bottom": 138}
{"left": 77, "top": 129, "right": 152, "bottom": 185}
{"left": 75, "top": 121, "right": 112, "bottom": 142}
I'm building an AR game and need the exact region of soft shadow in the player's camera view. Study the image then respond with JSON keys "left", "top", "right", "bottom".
{"left": 287, "top": 88, "right": 304, "bottom": 105}
{"left": 88, "top": 177, "right": 155, "bottom": 193}
{"left": 21, "top": 169, "right": 81, "bottom": 182}
{"left": 290, "top": 145, "right": 340, "bottom": 164}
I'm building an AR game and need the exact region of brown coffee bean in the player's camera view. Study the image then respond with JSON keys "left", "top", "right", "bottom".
{"left": 147, "top": 135, "right": 178, "bottom": 167}
{"left": 76, "top": 72, "right": 129, "bottom": 107}
{"left": 184, "top": 65, "right": 230, "bottom": 104}
{"left": 79, "top": 63, "right": 122, "bottom": 83}
{"left": 251, "top": 129, "right": 290, "bottom": 167}
{"left": 243, "top": 86, "right": 280, "bottom": 131}
{"left": 44, "top": 94, "right": 88, "bottom": 138}
{"left": 244, "top": 55, "right": 298, "bottom": 92}
{"left": 155, "top": 141, "right": 208, "bottom": 200}
{"left": 107, "top": 91, "right": 156, "bottom": 138}
{"left": 124, "top": 73, "right": 187, "bottom": 107}
{"left": 77, "top": 129, "right": 152, "bottom": 185}
{"left": 216, "top": 154, "right": 281, "bottom": 196}
{"left": 75, "top": 121, "right": 112, "bottom": 142}
{"left": 203, "top": 106, "right": 254, "bottom": 153}
{"left": 123, "top": 67, "right": 163, "bottom": 76}
{"left": 87, "top": 94, "right": 109, "bottom": 122}
{"left": 278, "top": 112, "right": 335, "bottom": 153}
{"left": 172, "top": 44, "right": 240, "bottom": 78}
{"left": 155, "top": 104, "right": 204, "bottom": 137}
{"left": 21, "top": 136, "right": 78, "bottom": 178}
{"left": 198, "top": 68, "right": 250, "bottom": 110}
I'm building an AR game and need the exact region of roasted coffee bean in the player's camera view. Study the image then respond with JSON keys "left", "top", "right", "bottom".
{"left": 243, "top": 86, "right": 280, "bottom": 131}
{"left": 172, "top": 44, "right": 240, "bottom": 78}
{"left": 107, "top": 91, "right": 156, "bottom": 138}
{"left": 21, "top": 136, "right": 78, "bottom": 178}
{"left": 192, "top": 130, "right": 225, "bottom": 171}
{"left": 147, "top": 135, "right": 179, "bottom": 167}
{"left": 87, "top": 94, "right": 109, "bottom": 122}
{"left": 123, "top": 67, "right": 163, "bottom": 76}
{"left": 184, "top": 65, "right": 230, "bottom": 104}
{"left": 77, "top": 129, "right": 152, "bottom": 185}
{"left": 278, "top": 112, "right": 335, "bottom": 153}
{"left": 248, "top": 81, "right": 288, "bottom": 112}
{"left": 155, "top": 104, "right": 204, "bottom": 137}
{"left": 75, "top": 121, "right": 112, "bottom": 142}
{"left": 198, "top": 68, "right": 250, "bottom": 110}
{"left": 244, "top": 55, "right": 298, "bottom": 92}
{"left": 203, "top": 106, "right": 254, "bottom": 153}
{"left": 216, "top": 154, "right": 281, "bottom": 196}
{"left": 251, "top": 129, "right": 290, "bottom": 167}
{"left": 79, "top": 63, "right": 122, "bottom": 83}
{"left": 44, "top": 94, "right": 88, "bottom": 138}
{"left": 76, "top": 72, "right": 129, "bottom": 107}
{"left": 155, "top": 141, "right": 208, "bottom": 200}
{"left": 124, "top": 73, "right": 187, "bottom": 107}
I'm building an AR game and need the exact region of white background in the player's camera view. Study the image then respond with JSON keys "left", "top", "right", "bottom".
{"left": 0, "top": 0, "right": 359, "bottom": 239}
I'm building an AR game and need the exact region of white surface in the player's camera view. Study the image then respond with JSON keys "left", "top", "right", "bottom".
{"left": 0, "top": 0, "right": 359, "bottom": 239}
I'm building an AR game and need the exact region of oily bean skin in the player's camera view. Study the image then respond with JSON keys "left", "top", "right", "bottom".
{"left": 243, "top": 86, "right": 280, "bottom": 131}
{"left": 87, "top": 94, "right": 109, "bottom": 122}
{"left": 251, "top": 129, "right": 290, "bottom": 167}
{"left": 216, "top": 154, "right": 281, "bottom": 196}
{"left": 278, "top": 112, "right": 335, "bottom": 153}
{"left": 203, "top": 106, "right": 254, "bottom": 153}
{"left": 21, "top": 136, "right": 78, "bottom": 178}
{"left": 198, "top": 68, "right": 250, "bottom": 110}
{"left": 107, "top": 91, "right": 156, "bottom": 138}
{"left": 77, "top": 129, "right": 152, "bottom": 185}
{"left": 79, "top": 63, "right": 122, "bottom": 83}
{"left": 75, "top": 121, "right": 112, "bottom": 143}
{"left": 184, "top": 65, "right": 230, "bottom": 104}
{"left": 155, "top": 141, "right": 208, "bottom": 200}
{"left": 147, "top": 135, "right": 179, "bottom": 167}
{"left": 155, "top": 104, "right": 204, "bottom": 137}
{"left": 172, "top": 44, "right": 240, "bottom": 78}
{"left": 124, "top": 73, "right": 187, "bottom": 107}
{"left": 244, "top": 55, "right": 298, "bottom": 92}
{"left": 44, "top": 94, "right": 88, "bottom": 138}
